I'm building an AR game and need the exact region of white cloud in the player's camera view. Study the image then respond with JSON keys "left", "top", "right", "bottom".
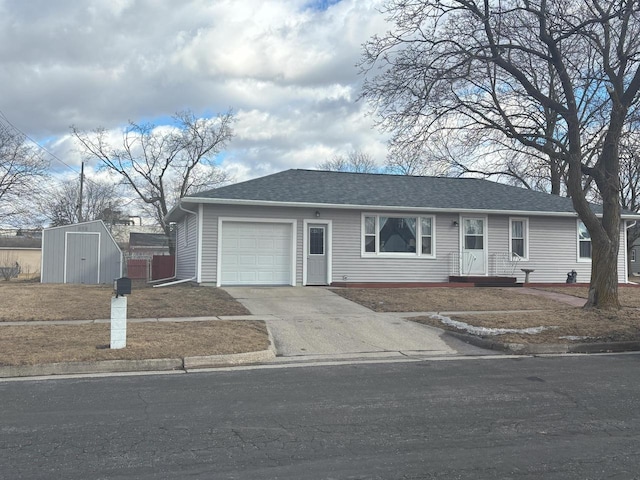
{"left": 0, "top": 0, "right": 390, "bottom": 205}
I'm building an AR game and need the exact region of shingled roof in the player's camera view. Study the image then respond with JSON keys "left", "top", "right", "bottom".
{"left": 173, "top": 169, "right": 633, "bottom": 218}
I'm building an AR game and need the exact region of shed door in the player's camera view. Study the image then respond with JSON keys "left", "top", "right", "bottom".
{"left": 220, "top": 222, "right": 292, "bottom": 285}
{"left": 65, "top": 233, "right": 100, "bottom": 284}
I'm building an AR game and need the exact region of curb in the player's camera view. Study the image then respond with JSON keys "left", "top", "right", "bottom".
{"left": 444, "top": 330, "right": 640, "bottom": 355}
{"left": 0, "top": 326, "right": 279, "bottom": 379}
{"left": 0, "top": 358, "right": 183, "bottom": 378}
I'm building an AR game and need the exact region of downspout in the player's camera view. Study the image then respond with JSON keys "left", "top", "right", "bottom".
{"left": 153, "top": 276, "right": 196, "bottom": 288}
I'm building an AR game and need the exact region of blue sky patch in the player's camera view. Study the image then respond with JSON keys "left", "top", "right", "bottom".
{"left": 304, "top": 0, "right": 341, "bottom": 12}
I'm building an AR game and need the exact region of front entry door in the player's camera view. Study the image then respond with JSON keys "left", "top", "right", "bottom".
{"left": 306, "top": 224, "right": 327, "bottom": 285}
{"left": 461, "top": 217, "right": 486, "bottom": 275}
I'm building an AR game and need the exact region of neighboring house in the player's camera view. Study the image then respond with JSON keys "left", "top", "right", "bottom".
{"left": 0, "top": 236, "right": 42, "bottom": 279}
{"left": 165, "top": 169, "right": 640, "bottom": 287}
{"left": 41, "top": 220, "right": 123, "bottom": 284}
{"left": 128, "top": 232, "right": 171, "bottom": 259}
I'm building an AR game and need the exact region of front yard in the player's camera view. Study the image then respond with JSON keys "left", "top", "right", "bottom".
{"left": 0, "top": 282, "right": 265, "bottom": 367}
{"left": 332, "top": 286, "right": 640, "bottom": 346}
{"left": 2, "top": 282, "right": 640, "bottom": 368}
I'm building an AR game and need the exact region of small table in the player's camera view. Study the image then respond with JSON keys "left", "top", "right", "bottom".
{"left": 521, "top": 268, "right": 535, "bottom": 284}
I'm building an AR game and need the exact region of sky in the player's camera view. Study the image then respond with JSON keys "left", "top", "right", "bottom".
{"left": 0, "top": 0, "right": 390, "bottom": 187}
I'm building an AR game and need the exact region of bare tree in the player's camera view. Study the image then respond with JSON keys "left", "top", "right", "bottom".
{"left": 361, "top": 0, "right": 640, "bottom": 309}
{"left": 0, "top": 122, "right": 49, "bottom": 222}
{"left": 39, "top": 178, "right": 124, "bottom": 227}
{"left": 71, "top": 110, "right": 234, "bottom": 254}
{"left": 317, "top": 150, "right": 378, "bottom": 173}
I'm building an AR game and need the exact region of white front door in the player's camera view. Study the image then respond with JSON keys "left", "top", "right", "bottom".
{"left": 461, "top": 217, "right": 486, "bottom": 275}
{"left": 306, "top": 224, "right": 327, "bottom": 285}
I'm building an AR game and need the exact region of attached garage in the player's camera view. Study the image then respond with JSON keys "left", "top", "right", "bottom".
{"left": 218, "top": 219, "right": 296, "bottom": 286}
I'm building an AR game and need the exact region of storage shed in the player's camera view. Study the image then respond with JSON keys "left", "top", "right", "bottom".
{"left": 41, "top": 220, "right": 123, "bottom": 284}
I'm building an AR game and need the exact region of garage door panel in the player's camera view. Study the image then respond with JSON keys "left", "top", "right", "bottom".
{"left": 257, "top": 256, "right": 274, "bottom": 266}
{"left": 238, "top": 238, "right": 257, "bottom": 249}
{"left": 239, "top": 255, "right": 258, "bottom": 266}
{"left": 221, "top": 222, "right": 293, "bottom": 286}
{"left": 274, "top": 255, "right": 288, "bottom": 266}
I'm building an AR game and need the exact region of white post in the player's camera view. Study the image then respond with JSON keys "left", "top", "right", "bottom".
{"left": 110, "top": 296, "right": 128, "bottom": 349}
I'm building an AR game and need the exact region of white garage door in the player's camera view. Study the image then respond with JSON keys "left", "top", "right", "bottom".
{"left": 220, "top": 222, "right": 293, "bottom": 285}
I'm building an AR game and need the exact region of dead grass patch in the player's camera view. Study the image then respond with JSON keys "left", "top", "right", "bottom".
{"left": 0, "top": 283, "right": 248, "bottom": 321}
{"left": 331, "top": 287, "right": 569, "bottom": 312}
{"left": 0, "top": 321, "right": 268, "bottom": 366}
{"left": 536, "top": 286, "right": 640, "bottom": 308}
{"left": 412, "top": 308, "right": 640, "bottom": 344}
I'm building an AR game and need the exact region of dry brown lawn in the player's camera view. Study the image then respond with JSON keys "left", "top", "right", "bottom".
{"left": 537, "top": 286, "right": 640, "bottom": 308}
{"left": 0, "top": 321, "right": 269, "bottom": 367}
{"left": 412, "top": 308, "right": 640, "bottom": 344}
{"left": 331, "top": 287, "right": 569, "bottom": 312}
{"left": 0, "top": 282, "right": 249, "bottom": 321}
{"left": 334, "top": 286, "right": 640, "bottom": 346}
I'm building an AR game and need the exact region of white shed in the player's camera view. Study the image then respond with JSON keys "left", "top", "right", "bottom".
{"left": 41, "top": 220, "right": 123, "bottom": 284}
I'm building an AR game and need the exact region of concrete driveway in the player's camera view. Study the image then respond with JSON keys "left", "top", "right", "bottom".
{"left": 222, "top": 287, "right": 473, "bottom": 358}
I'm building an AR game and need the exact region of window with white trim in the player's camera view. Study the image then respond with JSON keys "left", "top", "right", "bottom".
{"left": 578, "top": 220, "right": 591, "bottom": 260}
{"left": 509, "top": 218, "right": 528, "bottom": 260}
{"left": 184, "top": 216, "right": 190, "bottom": 246}
{"left": 632, "top": 249, "right": 636, "bottom": 262}
{"left": 362, "top": 214, "right": 435, "bottom": 257}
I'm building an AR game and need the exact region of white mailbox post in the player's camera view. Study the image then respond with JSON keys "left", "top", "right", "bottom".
{"left": 111, "top": 277, "right": 131, "bottom": 349}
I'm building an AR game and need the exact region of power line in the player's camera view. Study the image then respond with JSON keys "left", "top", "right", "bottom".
{"left": 0, "top": 108, "right": 114, "bottom": 192}
{"left": 0, "top": 108, "right": 82, "bottom": 175}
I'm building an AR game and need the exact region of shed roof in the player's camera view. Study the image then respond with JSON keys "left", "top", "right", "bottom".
{"left": 169, "top": 169, "right": 638, "bottom": 219}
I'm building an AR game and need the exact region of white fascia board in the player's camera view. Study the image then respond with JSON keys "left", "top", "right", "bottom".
{"left": 181, "top": 196, "right": 640, "bottom": 219}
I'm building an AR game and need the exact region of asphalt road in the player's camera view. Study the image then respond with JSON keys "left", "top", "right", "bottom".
{"left": 2, "top": 355, "right": 640, "bottom": 479}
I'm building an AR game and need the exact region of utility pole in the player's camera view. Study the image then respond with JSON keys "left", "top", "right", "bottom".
{"left": 77, "top": 161, "right": 84, "bottom": 223}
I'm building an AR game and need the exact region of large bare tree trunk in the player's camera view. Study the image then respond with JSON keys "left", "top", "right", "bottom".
{"left": 587, "top": 235, "right": 621, "bottom": 309}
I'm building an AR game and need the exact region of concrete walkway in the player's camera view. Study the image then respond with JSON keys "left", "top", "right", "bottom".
{"left": 222, "top": 287, "right": 484, "bottom": 358}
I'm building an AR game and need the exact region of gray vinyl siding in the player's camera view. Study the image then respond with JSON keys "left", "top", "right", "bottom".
{"left": 41, "top": 220, "right": 122, "bottom": 284}
{"left": 491, "top": 216, "right": 627, "bottom": 284}
{"left": 175, "top": 213, "right": 198, "bottom": 279}
{"left": 189, "top": 205, "right": 629, "bottom": 285}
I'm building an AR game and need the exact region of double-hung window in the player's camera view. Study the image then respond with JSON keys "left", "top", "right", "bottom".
{"left": 509, "top": 218, "right": 528, "bottom": 260}
{"left": 577, "top": 220, "right": 591, "bottom": 261}
{"left": 362, "top": 214, "right": 435, "bottom": 257}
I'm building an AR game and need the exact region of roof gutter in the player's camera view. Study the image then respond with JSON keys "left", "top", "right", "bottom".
{"left": 177, "top": 196, "right": 640, "bottom": 220}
